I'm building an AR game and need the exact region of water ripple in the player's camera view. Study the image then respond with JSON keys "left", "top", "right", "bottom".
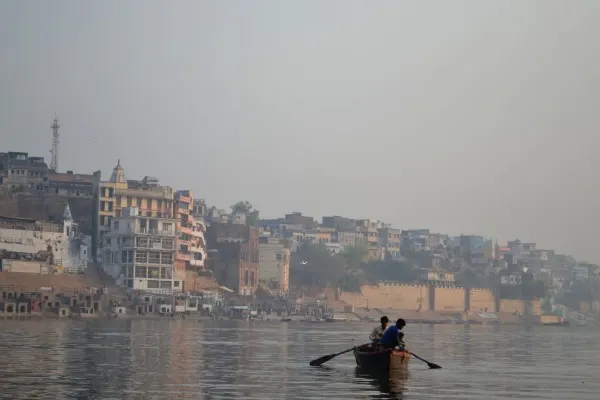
{"left": 0, "top": 320, "right": 598, "bottom": 399}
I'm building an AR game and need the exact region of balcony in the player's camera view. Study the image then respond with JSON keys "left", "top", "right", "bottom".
{"left": 179, "top": 226, "right": 194, "bottom": 236}
{"left": 177, "top": 195, "right": 191, "bottom": 204}
{"left": 191, "top": 237, "right": 206, "bottom": 250}
{"left": 138, "top": 228, "right": 175, "bottom": 236}
{"left": 176, "top": 252, "right": 191, "bottom": 261}
{"left": 189, "top": 258, "right": 204, "bottom": 267}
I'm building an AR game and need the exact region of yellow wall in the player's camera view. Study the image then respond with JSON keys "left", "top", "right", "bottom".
{"left": 499, "top": 299, "right": 524, "bottom": 313}
{"left": 340, "top": 283, "right": 536, "bottom": 315}
{"left": 469, "top": 289, "right": 495, "bottom": 312}
{"left": 434, "top": 287, "right": 464, "bottom": 312}
{"left": 339, "top": 283, "right": 429, "bottom": 310}
{"left": 540, "top": 315, "right": 561, "bottom": 324}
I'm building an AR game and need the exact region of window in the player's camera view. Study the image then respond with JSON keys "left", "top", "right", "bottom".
{"left": 162, "top": 239, "right": 174, "bottom": 249}
{"left": 251, "top": 271, "right": 255, "bottom": 286}
{"left": 147, "top": 280, "right": 159, "bottom": 289}
{"left": 149, "top": 237, "right": 161, "bottom": 248}
{"left": 135, "top": 267, "right": 147, "bottom": 278}
{"left": 114, "top": 221, "right": 119, "bottom": 230}
{"left": 173, "top": 281, "right": 179, "bottom": 287}
{"left": 148, "top": 267, "right": 160, "bottom": 278}
{"left": 161, "top": 281, "right": 172, "bottom": 289}
{"left": 148, "top": 251, "right": 160, "bottom": 264}
{"left": 244, "top": 270, "right": 249, "bottom": 286}
{"left": 135, "top": 251, "right": 148, "bottom": 263}
{"left": 276, "top": 253, "right": 283, "bottom": 261}
{"left": 122, "top": 236, "right": 133, "bottom": 247}
{"left": 136, "top": 197, "right": 141, "bottom": 207}
{"left": 121, "top": 250, "right": 133, "bottom": 263}
{"left": 162, "top": 223, "right": 172, "bottom": 232}
{"left": 160, "top": 252, "right": 173, "bottom": 264}
{"left": 136, "top": 237, "right": 149, "bottom": 247}
{"left": 160, "top": 267, "right": 172, "bottom": 279}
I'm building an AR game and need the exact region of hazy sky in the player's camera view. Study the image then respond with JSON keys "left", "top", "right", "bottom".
{"left": 1, "top": 1, "right": 599, "bottom": 261}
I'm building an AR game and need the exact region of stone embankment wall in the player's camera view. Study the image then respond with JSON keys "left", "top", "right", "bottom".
{"left": 339, "top": 283, "right": 539, "bottom": 315}
{"left": 338, "top": 283, "right": 429, "bottom": 310}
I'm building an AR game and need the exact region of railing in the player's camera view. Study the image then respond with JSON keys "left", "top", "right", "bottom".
{"left": 138, "top": 228, "right": 173, "bottom": 235}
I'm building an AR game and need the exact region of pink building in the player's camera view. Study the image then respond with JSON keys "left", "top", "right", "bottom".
{"left": 174, "top": 190, "right": 207, "bottom": 290}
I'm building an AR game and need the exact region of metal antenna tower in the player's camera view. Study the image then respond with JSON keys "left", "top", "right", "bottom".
{"left": 50, "top": 114, "right": 60, "bottom": 172}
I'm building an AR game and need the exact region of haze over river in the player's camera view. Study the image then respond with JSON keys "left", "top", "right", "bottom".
{"left": 0, "top": 319, "right": 598, "bottom": 399}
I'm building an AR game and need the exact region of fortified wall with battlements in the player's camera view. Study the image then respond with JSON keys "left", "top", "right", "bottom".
{"left": 337, "top": 282, "right": 540, "bottom": 315}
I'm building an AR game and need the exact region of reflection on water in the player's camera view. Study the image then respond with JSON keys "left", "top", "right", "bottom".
{"left": 355, "top": 368, "right": 410, "bottom": 399}
{"left": 0, "top": 320, "right": 599, "bottom": 399}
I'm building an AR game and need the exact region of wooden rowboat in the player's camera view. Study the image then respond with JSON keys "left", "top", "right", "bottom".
{"left": 353, "top": 344, "right": 411, "bottom": 377}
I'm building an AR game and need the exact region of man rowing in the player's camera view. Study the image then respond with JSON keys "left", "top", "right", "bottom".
{"left": 369, "top": 316, "right": 389, "bottom": 346}
{"left": 380, "top": 318, "right": 406, "bottom": 350}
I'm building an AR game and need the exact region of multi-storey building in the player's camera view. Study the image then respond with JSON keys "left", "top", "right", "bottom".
{"left": 97, "top": 161, "right": 174, "bottom": 262}
{"left": 102, "top": 206, "right": 179, "bottom": 292}
{"left": 378, "top": 227, "right": 401, "bottom": 260}
{"left": 332, "top": 229, "right": 363, "bottom": 248}
{"left": 174, "top": 190, "right": 207, "bottom": 278}
{"left": 191, "top": 198, "right": 208, "bottom": 222}
{"left": 206, "top": 222, "right": 259, "bottom": 295}
{"left": 357, "top": 219, "right": 386, "bottom": 261}
{"left": 0, "top": 153, "right": 101, "bottom": 257}
{"left": 0, "top": 151, "right": 49, "bottom": 190}
{"left": 258, "top": 236, "right": 290, "bottom": 295}
{"left": 0, "top": 204, "right": 88, "bottom": 274}
{"left": 316, "top": 227, "right": 335, "bottom": 244}
{"left": 321, "top": 215, "right": 356, "bottom": 231}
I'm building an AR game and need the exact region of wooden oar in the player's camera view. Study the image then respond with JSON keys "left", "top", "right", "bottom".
{"left": 309, "top": 344, "right": 365, "bottom": 366}
{"left": 410, "top": 351, "right": 442, "bottom": 369}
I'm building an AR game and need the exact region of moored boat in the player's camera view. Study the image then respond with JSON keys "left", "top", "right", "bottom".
{"left": 353, "top": 344, "right": 411, "bottom": 378}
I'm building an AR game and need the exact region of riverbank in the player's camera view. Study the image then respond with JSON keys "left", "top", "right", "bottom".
{"left": 1, "top": 310, "right": 590, "bottom": 327}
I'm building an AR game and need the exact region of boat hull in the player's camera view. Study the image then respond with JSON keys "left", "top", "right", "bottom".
{"left": 353, "top": 344, "right": 410, "bottom": 378}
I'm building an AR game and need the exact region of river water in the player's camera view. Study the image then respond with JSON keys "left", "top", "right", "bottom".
{"left": 0, "top": 319, "right": 598, "bottom": 399}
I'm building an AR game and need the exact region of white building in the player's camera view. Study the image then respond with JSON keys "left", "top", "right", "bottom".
{"left": 0, "top": 204, "right": 88, "bottom": 273}
{"left": 258, "top": 237, "right": 290, "bottom": 295}
{"left": 324, "top": 242, "right": 344, "bottom": 255}
{"left": 102, "top": 206, "right": 179, "bottom": 293}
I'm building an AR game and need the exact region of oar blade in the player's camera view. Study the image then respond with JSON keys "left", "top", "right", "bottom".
{"left": 427, "top": 362, "right": 442, "bottom": 369}
{"left": 309, "top": 353, "right": 335, "bottom": 367}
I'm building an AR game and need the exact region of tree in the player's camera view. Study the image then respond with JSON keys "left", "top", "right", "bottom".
{"left": 363, "top": 260, "right": 421, "bottom": 283}
{"left": 340, "top": 244, "right": 368, "bottom": 271}
{"left": 289, "top": 243, "right": 363, "bottom": 291}
{"left": 230, "top": 201, "right": 260, "bottom": 226}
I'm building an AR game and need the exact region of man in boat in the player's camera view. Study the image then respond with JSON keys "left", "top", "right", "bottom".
{"left": 380, "top": 318, "right": 406, "bottom": 350}
{"left": 369, "top": 316, "right": 389, "bottom": 346}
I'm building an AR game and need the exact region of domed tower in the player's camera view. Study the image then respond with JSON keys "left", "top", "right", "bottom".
{"left": 109, "top": 159, "right": 128, "bottom": 188}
